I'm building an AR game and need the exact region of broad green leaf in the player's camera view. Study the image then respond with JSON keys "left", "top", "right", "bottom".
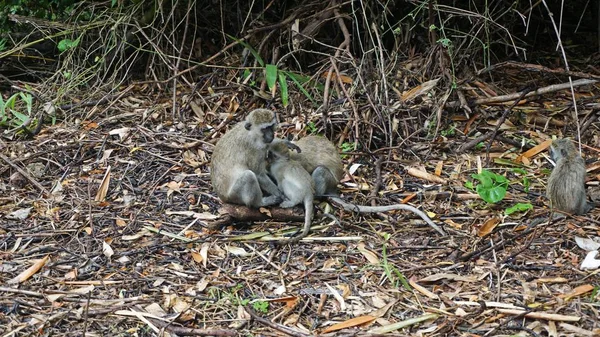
{"left": 278, "top": 72, "right": 289, "bottom": 107}
{"left": 265, "top": 64, "right": 277, "bottom": 92}
{"left": 57, "top": 38, "right": 80, "bottom": 52}
{"left": 11, "top": 110, "right": 29, "bottom": 123}
{"left": 476, "top": 184, "right": 506, "bottom": 203}
{"left": 505, "top": 203, "right": 533, "bottom": 215}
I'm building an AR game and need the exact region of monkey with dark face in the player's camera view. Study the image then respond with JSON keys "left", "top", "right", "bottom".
{"left": 547, "top": 138, "right": 593, "bottom": 215}
{"left": 290, "top": 135, "right": 446, "bottom": 236}
{"left": 268, "top": 141, "right": 315, "bottom": 243}
{"left": 210, "top": 109, "right": 283, "bottom": 208}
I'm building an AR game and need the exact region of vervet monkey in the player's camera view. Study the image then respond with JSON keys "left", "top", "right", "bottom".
{"left": 547, "top": 138, "right": 593, "bottom": 215}
{"left": 268, "top": 141, "right": 315, "bottom": 243}
{"left": 294, "top": 135, "right": 344, "bottom": 196}
{"left": 290, "top": 135, "right": 447, "bottom": 236}
{"left": 210, "top": 109, "right": 283, "bottom": 208}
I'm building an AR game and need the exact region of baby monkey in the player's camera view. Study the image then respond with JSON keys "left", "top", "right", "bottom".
{"left": 547, "top": 138, "right": 593, "bottom": 215}
{"left": 268, "top": 141, "right": 315, "bottom": 243}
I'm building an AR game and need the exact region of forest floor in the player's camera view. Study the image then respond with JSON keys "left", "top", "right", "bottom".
{"left": 1, "top": 67, "right": 600, "bottom": 337}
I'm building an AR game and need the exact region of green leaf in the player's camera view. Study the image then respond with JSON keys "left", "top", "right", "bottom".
{"left": 252, "top": 301, "right": 269, "bottom": 314}
{"left": 283, "top": 71, "right": 317, "bottom": 105}
{"left": 57, "top": 38, "right": 80, "bottom": 52}
{"left": 511, "top": 168, "right": 527, "bottom": 175}
{"left": 476, "top": 184, "right": 506, "bottom": 203}
{"left": 522, "top": 177, "right": 530, "bottom": 192}
{"left": 278, "top": 72, "right": 289, "bottom": 107}
{"left": 504, "top": 203, "right": 533, "bottom": 215}
{"left": 472, "top": 169, "right": 508, "bottom": 203}
{"left": 265, "top": 64, "right": 278, "bottom": 92}
{"left": 464, "top": 181, "right": 474, "bottom": 190}
{"left": 225, "top": 34, "right": 264, "bottom": 66}
{"left": 11, "top": 110, "right": 29, "bottom": 123}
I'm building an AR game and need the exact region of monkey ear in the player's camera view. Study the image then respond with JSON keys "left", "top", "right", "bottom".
{"left": 244, "top": 122, "right": 252, "bottom": 130}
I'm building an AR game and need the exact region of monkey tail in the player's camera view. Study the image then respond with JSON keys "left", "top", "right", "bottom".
{"left": 329, "top": 196, "right": 447, "bottom": 236}
{"left": 285, "top": 196, "right": 314, "bottom": 244}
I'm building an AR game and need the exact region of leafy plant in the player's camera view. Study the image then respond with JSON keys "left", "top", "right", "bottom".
{"left": 57, "top": 37, "right": 80, "bottom": 52}
{"left": 381, "top": 238, "right": 411, "bottom": 291}
{"left": 440, "top": 123, "right": 456, "bottom": 137}
{"left": 511, "top": 168, "right": 530, "bottom": 192}
{"left": 252, "top": 300, "right": 269, "bottom": 314}
{"left": 0, "top": 92, "right": 34, "bottom": 131}
{"left": 306, "top": 122, "right": 317, "bottom": 134}
{"left": 340, "top": 142, "right": 355, "bottom": 153}
{"left": 228, "top": 35, "right": 318, "bottom": 106}
{"left": 504, "top": 203, "right": 533, "bottom": 215}
{"left": 471, "top": 169, "right": 509, "bottom": 203}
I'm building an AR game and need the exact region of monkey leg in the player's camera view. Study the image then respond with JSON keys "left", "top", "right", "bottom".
{"left": 228, "top": 170, "right": 282, "bottom": 208}
{"left": 313, "top": 166, "right": 339, "bottom": 196}
{"left": 279, "top": 180, "right": 304, "bottom": 208}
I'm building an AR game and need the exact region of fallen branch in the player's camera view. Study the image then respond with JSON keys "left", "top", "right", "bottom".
{"left": 207, "top": 203, "right": 306, "bottom": 229}
{"left": 446, "top": 78, "right": 597, "bottom": 108}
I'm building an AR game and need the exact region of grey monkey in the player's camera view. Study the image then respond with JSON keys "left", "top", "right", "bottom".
{"left": 210, "top": 109, "right": 283, "bottom": 208}
{"left": 547, "top": 138, "right": 593, "bottom": 215}
{"left": 268, "top": 141, "right": 315, "bottom": 243}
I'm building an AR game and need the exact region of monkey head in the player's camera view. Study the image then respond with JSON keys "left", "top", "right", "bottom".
{"left": 550, "top": 138, "right": 576, "bottom": 162}
{"left": 244, "top": 109, "right": 277, "bottom": 144}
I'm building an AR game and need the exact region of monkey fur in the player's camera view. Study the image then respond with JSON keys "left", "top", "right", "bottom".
{"left": 547, "top": 138, "right": 593, "bottom": 215}
{"left": 268, "top": 141, "right": 315, "bottom": 243}
{"left": 288, "top": 135, "right": 446, "bottom": 236}
{"left": 292, "top": 135, "right": 344, "bottom": 196}
{"left": 210, "top": 109, "right": 283, "bottom": 208}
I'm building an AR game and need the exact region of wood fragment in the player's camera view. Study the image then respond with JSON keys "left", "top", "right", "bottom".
{"left": 207, "top": 203, "right": 305, "bottom": 229}
{"left": 497, "top": 309, "right": 580, "bottom": 322}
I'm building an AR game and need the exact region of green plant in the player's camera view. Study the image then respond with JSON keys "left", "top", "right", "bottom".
{"left": 252, "top": 300, "right": 269, "bottom": 314}
{"left": 504, "top": 203, "right": 533, "bottom": 215}
{"left": 381, "top": 237, "right": 411, "bottom": 291}
{"left": 440, "top": 123, "right": 456, "bottom": 137}
{"left": 340, "top": 142, "right": 355, "bottom": 152}
{"left": 0, "top": 92, "right": 34, "bottom": 131}
{"left": 471, "top": 169, "right": 509, "bottom": 203}
{"left": 306, "top": 122, "right": 317, "bottom": 134}
{"left": 57, "top": 37, "right": 80, "bottom": 52}
{"left": 228, "top": 35, "right": 318, "bottom": 106}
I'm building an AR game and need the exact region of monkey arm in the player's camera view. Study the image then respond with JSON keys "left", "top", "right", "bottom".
{"left": 329, "top": 197, "right": 447, "bottom": 236}
{"left": 256, "top": 172, "right": 284, "bottom": 197}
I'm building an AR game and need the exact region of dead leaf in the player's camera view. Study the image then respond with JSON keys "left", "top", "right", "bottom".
{"left": 477, "top": 217, "right": 500, "bottom": 237}
{"left": 560, "top": 284, "right": 594, "bottom": 300}
{"left": 357, "top": 243, "right": 380, "bottom": 265}
{"left": 108, "top": 127, "right": 131, "bottom": 141}
{"left": 401, "top": 78, "right": 440, "bottom": 102}
{"left": 322, "top": 315, "right": 376, "bottom": 333}
{"left": 516, "top": 139, "right": 552, "bottom": 163}
{"left": 434, "top": 161, "right": 443, "bottom": 176}
{"left": 94, "top": 165, "right": 111, "bottom": 202}
{"left": 102, "top": 241, "right": 114, "bottom": 258}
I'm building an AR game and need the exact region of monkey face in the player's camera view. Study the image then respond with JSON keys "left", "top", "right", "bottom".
{"left": 262, "top": 125, "right": 275, "bottom": 143}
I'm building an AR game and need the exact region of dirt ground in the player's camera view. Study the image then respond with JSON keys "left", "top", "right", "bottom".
{"left": 1, "top": 73, "right": 600, "bottom": 337}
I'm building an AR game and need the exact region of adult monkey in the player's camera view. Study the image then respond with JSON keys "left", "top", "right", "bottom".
{"left": 291, "top": 135, "right": 447, "bottom": 236}
{"left": 210, "top": 108, "right": 286, "bottom": 208}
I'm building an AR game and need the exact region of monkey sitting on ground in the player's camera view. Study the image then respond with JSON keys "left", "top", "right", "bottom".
{"left": 293, "top": 135, "right": 344, "bottom": 196}
{"left": 210, "top": 109, "right": 284, "bottom": 208}
{"left": 268, "top": 141, "right": 315, "bottom": 243}
{"left": 546, "top": 138, "right": 594, "bottom": 215}
{"left": 289, "top": 135, "right": 446, "bottom": 236}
